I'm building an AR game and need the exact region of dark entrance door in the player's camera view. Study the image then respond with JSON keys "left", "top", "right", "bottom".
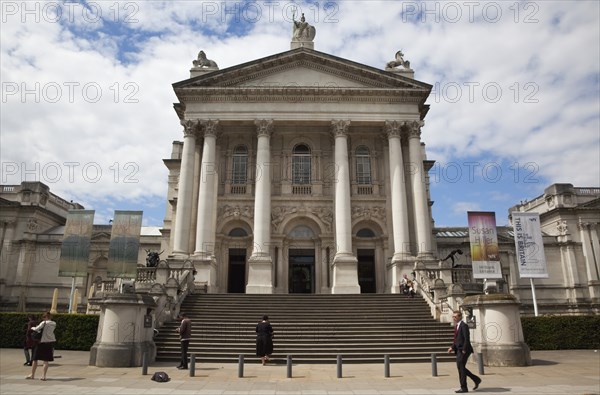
{"left": 228, "top": 248, "right": 246, "bottom": 293}
{"left": 289, "top": 249, "right": 315, "bottom": 293}
{"left": 357, "top": 249, "right": 376, "bottom": 293}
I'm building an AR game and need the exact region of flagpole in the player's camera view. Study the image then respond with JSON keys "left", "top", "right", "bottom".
{"left": 530, "top": 278, "right": 538, "bottom": 317}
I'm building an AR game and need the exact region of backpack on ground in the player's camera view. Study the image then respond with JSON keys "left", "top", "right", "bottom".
{"left": 151, "top": 371, "right": 170, "bottom": 382}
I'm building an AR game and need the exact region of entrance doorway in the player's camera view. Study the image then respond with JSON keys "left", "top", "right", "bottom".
{"left": 357, "top": 249, "right": 376, "bottom": 293}
{"left": 289, "top": 249, "right": 315, "bottom": 293}
{"left": 228, "top": 248, "right": 246, "bottom": 293}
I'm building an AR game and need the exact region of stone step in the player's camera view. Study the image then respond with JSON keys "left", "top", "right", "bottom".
{"left": 155, "top": 293, "right": 454, "bottom": 364}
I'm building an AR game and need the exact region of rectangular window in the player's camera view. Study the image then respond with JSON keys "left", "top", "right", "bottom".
{"left": 232, "top": 156, "right": 247, "bottom": 184}
{"left": 356, "top": 156, "right": 372, "bottom": 184}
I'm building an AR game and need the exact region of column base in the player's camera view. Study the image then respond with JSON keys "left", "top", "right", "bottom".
{"left": 331, "top": 253, "right": 360, "bottom": 294}
{"left": 192, "top": 254, "right": 217, "bottom": 293}
{"left": 388, "top": 256, "right": 416, "bottom": 294}
{"left": 246, "top": 254, "right": 273, "bottom": 294}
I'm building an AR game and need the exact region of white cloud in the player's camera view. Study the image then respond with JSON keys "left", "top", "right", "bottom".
{"left": 1, "top": 1, "right": 598, "bottom": 226}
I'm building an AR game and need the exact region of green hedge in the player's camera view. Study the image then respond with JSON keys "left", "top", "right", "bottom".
{"left": 0, "top": 313, "right": 99, "bottom": 350}
{"left": 521, "top": 315, "right": 600, "bottom": 350}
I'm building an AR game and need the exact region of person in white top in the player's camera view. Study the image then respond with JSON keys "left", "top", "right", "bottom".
{"left": 26, "top": 312, "right": 57, "bottom": 381}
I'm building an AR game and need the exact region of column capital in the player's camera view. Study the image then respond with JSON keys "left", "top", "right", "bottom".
{"left": 384, "top": 120, "right": 403, "bottom": 138}
{"left": 331, "top": 120, "right": 351, "bottom": 138}
{"left": 180, "top": 119, "right": 199, "bottom": 137}
{"left": 200, "top": 119, "right": 220, "bottom": 138}
{"left": 254, "top": 119, "right": 274, "bottom": 137}
{"left": 406, "top": 120, "right": 424, "bottom": 139}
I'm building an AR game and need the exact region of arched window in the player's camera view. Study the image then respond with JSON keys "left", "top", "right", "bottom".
{"left": 356, "top": 228, "right": 376, "bottom": 238}
{"left": 228, "top": 228, "right": 248, "bottom": 237}
{"left": 355, "top": 146, "right": 372, "bottom": 185}
{"left": 292, "top": 144, "right": 311, "bottom": 184}
{"left": 232, "top": 145, "right": 248, "bottom": 185}
{"left": 289, "top": 225, "right": 315, "bottom": 238}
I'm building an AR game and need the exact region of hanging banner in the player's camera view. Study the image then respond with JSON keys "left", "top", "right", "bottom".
{"left": 58, "top": 210, "right": 95, "bottom": 277}
{"left": 512, "top": 212, "right": 549, "bottom": 278}
{"left": 107, "top": 210, "right": 143, "bottom": 279}
{"left": 467, "top": 211, "right": 503, "bottom": 279}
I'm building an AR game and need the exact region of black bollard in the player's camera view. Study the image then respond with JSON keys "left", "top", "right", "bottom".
{"left": 286, "top": 355, "right": 292, "bottom": 378}
{"left": 431, "top": 353, "right": 438, "bottom": 377}
{"left": 141, "top": 352, "right": 148, "bottom": 375}
{"left": 384, "top": 354, "right": 390, "bottom": 378}
{"left": 337, "top": 355, "right": 342, "bottom": 378}
{"left": 477, "top": 352, "right": 485, "bottom": 375}
{"left": 190, "top": 353, "right": 195, "bottom": 377}
{"left": 238, "top": 354, "right": 244, "bottom": 378}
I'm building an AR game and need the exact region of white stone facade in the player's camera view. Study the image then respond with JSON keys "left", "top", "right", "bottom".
{"left": 161, "top": 48, "right": 437, "bottom": 294}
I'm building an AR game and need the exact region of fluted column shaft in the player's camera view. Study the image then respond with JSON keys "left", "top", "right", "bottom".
{"left": 408, "top": 121, "right": 433, "bottom": 257}
{"left": 385, "top": 120, "right": 410, "bottom": 259}
{"left": 194, "top": 120, "right": 219, "bottom": 256}
{"left": 252, "top": 120, "right": 273, "bottom": 257}
{"left": 173, "top": 120, "right": 198, "bottom": 255}
{"left": 333, "top": 120, "right": 353, "bottom": 254}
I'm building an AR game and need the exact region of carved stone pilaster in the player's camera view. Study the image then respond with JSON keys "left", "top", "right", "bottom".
{"left": 180, "top": 119, "right": 199, "bottom": 137}
{"left": 255, "top": 119, "right": 274, "bottom": 137}
{"left": 331, "top": 120, "right": 351, "bottom": 137}
{"left": 384, "top": 120, "right": 403, "bottom": 139}
{"left": 557, "top": 220, "right": 569, "bottom": 236}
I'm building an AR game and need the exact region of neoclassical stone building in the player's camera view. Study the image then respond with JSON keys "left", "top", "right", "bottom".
{"left": 160, "top": 32, "right": 437, "bottom": 294}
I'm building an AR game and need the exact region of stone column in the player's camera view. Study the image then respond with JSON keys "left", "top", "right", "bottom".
{"left": 385, "top": 120, "right": 410, "bottom": 261}
{"left": 331, "top": 120, "right": 360, "bottom": 294}
{"left": 247, "top": 119, "right": 274, "bottom": 294}
{"left": 407, "top": 120, "right": 434, "bottom": 259}
{"left": 172, "top": 120, "right": 198, "bottom": 256}
{"left": 193, "top": 120, "right": 219, "bottom": 291}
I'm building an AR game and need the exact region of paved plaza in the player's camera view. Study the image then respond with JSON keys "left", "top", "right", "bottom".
{"left": 1, "top": 348, "right": 598, "bottom": 394}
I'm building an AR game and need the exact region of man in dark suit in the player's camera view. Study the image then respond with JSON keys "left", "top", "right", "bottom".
{"left": 447, "top": 310, "right": 482, "bottom": 393}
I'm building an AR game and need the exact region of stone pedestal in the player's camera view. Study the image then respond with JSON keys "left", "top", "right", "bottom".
{"left": 331, "top": 253, "right": 360, "bottom": 294}
{"left": 194, "top": 256, "right": 217, "bottom": 293}
{"left": 291, "top": 40, "right": 314, "bottom": 49}
{"left": 462, "top": 293, "right": 531, "bottom": 366}
{"left": 246, "top": 254, "right": 273, "bottom": 294}
{"left": 89, "top": 293, "right": 157, "bottom": 367}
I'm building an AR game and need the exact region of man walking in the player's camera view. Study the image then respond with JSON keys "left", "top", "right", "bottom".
{"left": 175, "top": 313, "right": 191, "bottom": 370}
{"left": 447, "top": 310, "right": 481, "bottom": 393}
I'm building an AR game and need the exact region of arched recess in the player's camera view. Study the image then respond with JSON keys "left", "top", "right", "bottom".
{"left": 280, "top": 216, "right": 323, "bottom": 294}
{"left": 352, "top": 220, "right": 385, "bottom": 293}
{"left": 216, "top": 219, "right": 253, "bottom": 294}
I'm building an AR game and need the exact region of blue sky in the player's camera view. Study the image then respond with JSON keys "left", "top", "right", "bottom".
{"left": 1, "top": 1, "right": 599, "bottom": 227}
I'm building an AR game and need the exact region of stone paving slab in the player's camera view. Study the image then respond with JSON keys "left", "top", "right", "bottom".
{"left": 1, "top": 348, "right": 598, "bottom": 394}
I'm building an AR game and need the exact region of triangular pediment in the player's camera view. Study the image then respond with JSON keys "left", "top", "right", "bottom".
{"left": 174, "top": 47, "right": 431, "bottom": 91}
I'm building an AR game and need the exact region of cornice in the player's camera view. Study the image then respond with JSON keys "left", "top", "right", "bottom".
{"left": 177, "top": 87, "right": 426, "bottom": 104}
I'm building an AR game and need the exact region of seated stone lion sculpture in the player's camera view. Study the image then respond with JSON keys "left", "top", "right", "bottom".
{"left": 193, "top": 50, "right": 218, "bottom": 69}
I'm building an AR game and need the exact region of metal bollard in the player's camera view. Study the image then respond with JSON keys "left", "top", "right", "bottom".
{"left": 238, "top": 355, "right": 244, "bottom": 378}
{"left": 337, "top": 355, "right": 342, "bottom": 378}
{"left": 431, "top": 353, "right": 438, "bottom": 377}
{"left": 190, "top": 353, "right": 195, "bottom": 377}
{"left": 286, "top": 355, "right": 292, "bottom": 378}
{"left": 384, "top": 354, "right": 390, "bottom": 378}
{"left": 141, "top": 352, "right": 148, "bottom": 375}
{"left": 477, "top": 352, "right": 485, "bottom": 375}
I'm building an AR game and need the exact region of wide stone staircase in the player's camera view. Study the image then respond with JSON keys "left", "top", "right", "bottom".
{"left": 154, "top": 294, "right": 455, "bottom": 364}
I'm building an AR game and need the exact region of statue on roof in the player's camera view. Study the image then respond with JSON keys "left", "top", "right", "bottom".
{"left": 385, "top": 50, "right": 411, "bottom": 70}
{"left": 292, "top": 11, "right": 316, "bottom": 42}
{"left": 192, "top": 50, "right": 219, "bottom": 69}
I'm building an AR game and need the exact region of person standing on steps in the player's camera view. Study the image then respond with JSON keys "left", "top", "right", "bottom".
{"left": 175, "top": 313, "right": 192, "bottom": 370}
{"left": 447, "top": 310, "right": 482, "bottom": 393}
{"left": 256, "top": 315, "right": 274, "bottom": 365}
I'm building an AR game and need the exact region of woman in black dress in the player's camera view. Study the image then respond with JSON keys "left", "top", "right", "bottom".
{"left": 255, "top": 315, "right": 273, "bottom": 365}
